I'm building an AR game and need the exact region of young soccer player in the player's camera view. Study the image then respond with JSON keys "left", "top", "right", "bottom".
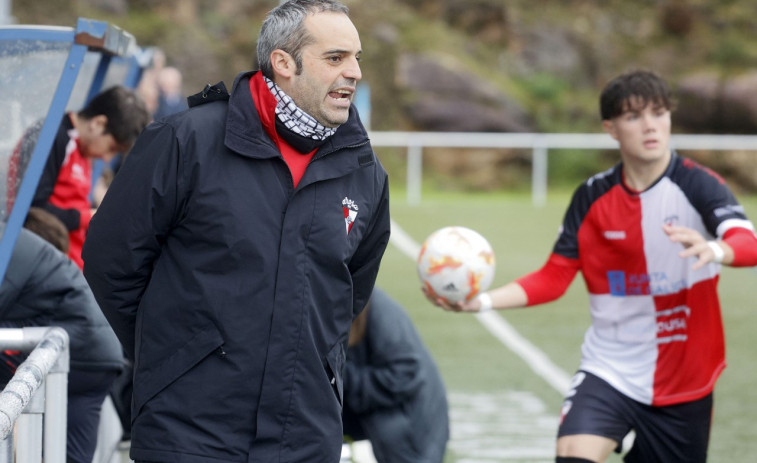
{"left": 425, "top": 69, "right": 757, "bottom": 463}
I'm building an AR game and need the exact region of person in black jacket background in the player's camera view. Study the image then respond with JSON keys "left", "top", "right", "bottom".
{"left": 343, "top": 288, "right": 449, "bottom": 463}
{"left": 82, "top": 1, "right": 391, "bottom": 461}
{"left": 0, "top": 209, "right": 124, "bottom": 463}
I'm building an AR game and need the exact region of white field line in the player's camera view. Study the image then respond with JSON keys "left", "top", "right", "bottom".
{"left": 390, "top": 219, "right": 572, "bottom": 396}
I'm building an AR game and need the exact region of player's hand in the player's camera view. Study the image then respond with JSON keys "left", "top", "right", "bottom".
{"left": 421, "top": 286, "right": 479, "bottom": 313}
{"left": 663, "top": 224, "right": 721, "bottom": 270}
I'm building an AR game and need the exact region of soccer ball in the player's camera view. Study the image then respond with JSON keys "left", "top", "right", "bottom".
{"left": 417, "top": 226, "right": 496, "bottom": 303}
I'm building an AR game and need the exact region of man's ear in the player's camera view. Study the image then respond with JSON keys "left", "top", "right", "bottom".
{"left": 602, "top": 119, "right": 617, "bottom": 140}
{"left": 270, "top": 49, "right": 296, "bottom": 79}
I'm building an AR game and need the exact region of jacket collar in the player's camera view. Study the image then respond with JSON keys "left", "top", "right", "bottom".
{"left": 225, "top": 71, "right": 369, "bottom": 161}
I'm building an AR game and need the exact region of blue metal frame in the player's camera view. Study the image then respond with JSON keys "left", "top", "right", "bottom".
{"left": 86, "top": 54, "right": 113, "bottom": 103}
{"left": 0, "top": 18, "right": 144, "bottom": 281}
{"left": 0, "top": 25, "right": 74, "bottom": 42}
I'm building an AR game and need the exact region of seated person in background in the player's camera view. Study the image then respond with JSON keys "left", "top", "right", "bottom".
{"left": 7, "top": 85, "right": 149, "bottom": 269}
{"left": 22, "top": 206, "right": 69, "bottom": 253}
{"left": 0, "top": 208, "right": 125, "bottom": 463}
{"left": 343, "top": 287, "right": 450, "bottom": 463}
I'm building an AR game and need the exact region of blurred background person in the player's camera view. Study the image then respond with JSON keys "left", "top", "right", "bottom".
{"left": 22, "top": 205, "right": 69, "bottom": 253}
{"left": 9, "top": 86, "right": 149, "bottom": 269}
{"left": 135, "top": 48, "right": 166, "bottom": 119}
{"left": 153, "top": 66, "right": 188, "bottom": 120}
{"left": 343, "top": 287, "right": 449, "bottom": 463}
{"left": 0, "top": 207, "right": 125, "bottom": 463}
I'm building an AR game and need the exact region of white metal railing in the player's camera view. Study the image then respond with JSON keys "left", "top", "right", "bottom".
{"left": 0, "top": 327, "right": 69, "bottom": 463}
{"left": 368, "top": 131, "right": 757, "bottom": 206}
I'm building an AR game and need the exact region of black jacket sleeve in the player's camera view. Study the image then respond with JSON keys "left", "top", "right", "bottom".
{"left": 348, "top": 171, "right": 391, "bottom": 318}
{"left": 82, "top": 122, "right": 183, "bottom": 359}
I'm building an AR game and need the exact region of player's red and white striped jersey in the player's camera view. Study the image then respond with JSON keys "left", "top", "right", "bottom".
{"left": 554, "top": 153, "right": 755, "bottom": 406}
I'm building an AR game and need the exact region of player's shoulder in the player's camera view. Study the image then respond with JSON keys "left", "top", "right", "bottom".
{"left": 555, "top": 165, "right": 622, "bottom": 229}
{"left": 664, "top": 153, "right": 738, "bottom": 211}
{"left": 669, "top": 153, "right": 727, "bottom": 187}
{"left": 571, "top": 164, "right": 622, "bottom": 205}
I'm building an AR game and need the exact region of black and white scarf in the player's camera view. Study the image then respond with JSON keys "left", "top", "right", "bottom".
{"left": 264, "top": 76, "right": 337, "bottom": 142}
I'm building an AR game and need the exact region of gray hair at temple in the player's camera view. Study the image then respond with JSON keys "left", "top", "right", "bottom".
{"left": 256, "top": 0, "right": 350, "bottom": 79}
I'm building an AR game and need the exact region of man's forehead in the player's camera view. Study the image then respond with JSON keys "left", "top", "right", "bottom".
{"left": 304, "top": 11, "right": 361, "bottom": 51}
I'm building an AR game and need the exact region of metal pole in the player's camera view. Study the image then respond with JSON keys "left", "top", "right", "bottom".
{"left": 44, "top": 361, "right": 69, "bottom": 463}
{"left": 532, "top": 144, "right": 548, "bottom": 207}
{"left": 0, "top": 438, "right": 10, "bottom": 463}
{"left": 0, "top": 0, "right": 14, "bottom": 26}
{"left": 0, "top": 33, "right": 88, "bottom": 284}
{"left": 0, "top": 327, "right": 69, "bottom": 463}
{"left": 407, "top": 143, "right": 423, "bottom": 206}
{"left": 16, "top": 407, "right": 43, "bottom": 462}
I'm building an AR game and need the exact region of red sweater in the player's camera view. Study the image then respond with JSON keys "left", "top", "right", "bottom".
{"left": 249, "top": 73, "right": 316, "bottom": 187}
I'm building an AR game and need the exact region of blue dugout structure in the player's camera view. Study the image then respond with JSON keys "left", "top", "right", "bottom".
{"left": 0, "top": 18, "right": 151, "bottom": 281}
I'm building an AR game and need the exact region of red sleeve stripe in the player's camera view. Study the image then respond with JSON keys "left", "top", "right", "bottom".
{"left": 515, "top": 253, "right": 580, "bottom": 306}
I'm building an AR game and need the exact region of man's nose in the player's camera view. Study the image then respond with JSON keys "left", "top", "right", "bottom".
{"left": 344, "top": 57, "right": 362, "bottom": 82}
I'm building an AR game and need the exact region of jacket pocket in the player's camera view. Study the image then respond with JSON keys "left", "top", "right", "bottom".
{"left": 133, "top": 322, "right": 224, "bottom": 415}
{"left": 325, "top": 341, "right": 345, "bottom": 406}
